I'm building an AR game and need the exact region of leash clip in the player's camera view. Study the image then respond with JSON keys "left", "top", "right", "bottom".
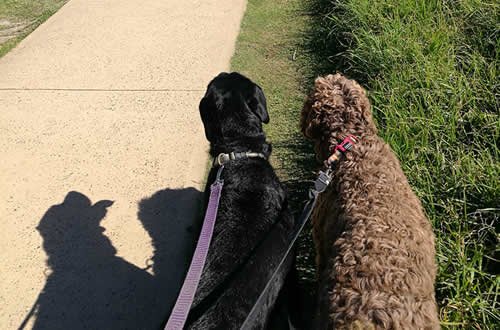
{"left": 215, "top": 165, "right": 224, "bottom": 184}
{"left": 309, "top": 169, "right": 332, "bottom": 199}
{"left": 216, "top": 153, "right": 226, "bottom": 167}
{"left": 315, "top": 169, "right": 332, "bottom": 193}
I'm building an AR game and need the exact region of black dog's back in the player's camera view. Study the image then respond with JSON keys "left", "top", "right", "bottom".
{"left": 187, "top": 160, "right": 294, "bottom": 329}
{"left": 185, "top": 72, "right": 296, "bottom": 329}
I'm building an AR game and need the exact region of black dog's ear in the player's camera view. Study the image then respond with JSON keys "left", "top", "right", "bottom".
{"left": 199, "top": 96, "right": 215, "bottom": 141}
{"left": 249, "top": 85, "right": 269, "bottom": 124}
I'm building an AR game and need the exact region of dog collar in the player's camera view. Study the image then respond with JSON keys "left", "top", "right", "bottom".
{"left": 213, "top": 151, "right": 267, "bottom": 167}
{"left": 326, "top": 135, "right": 358, "bottom": 167}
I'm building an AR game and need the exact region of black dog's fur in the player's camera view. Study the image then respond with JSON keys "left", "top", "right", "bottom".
{"left": 184, "top": 72, "right": 295, "bottom": 329}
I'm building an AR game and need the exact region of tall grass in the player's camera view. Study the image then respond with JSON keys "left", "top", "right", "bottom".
{"left": 308, "top": 0, "right": 499, "bottom": 327}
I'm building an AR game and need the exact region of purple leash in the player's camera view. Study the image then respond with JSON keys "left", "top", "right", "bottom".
{"left": 164, "top": 166, "right": 225, "bottom": 330}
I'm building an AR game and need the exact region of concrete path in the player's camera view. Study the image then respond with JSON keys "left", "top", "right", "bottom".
{"left": 0, "top": 1, "right": 246, "bottom": 328}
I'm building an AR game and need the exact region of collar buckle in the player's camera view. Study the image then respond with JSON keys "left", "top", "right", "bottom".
{"left": 326, "top": 135, "right": 359, "bottom": 168}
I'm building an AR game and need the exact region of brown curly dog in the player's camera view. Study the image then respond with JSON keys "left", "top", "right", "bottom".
{"left": 300, "top": 74, "right": 439, "bottom": 329}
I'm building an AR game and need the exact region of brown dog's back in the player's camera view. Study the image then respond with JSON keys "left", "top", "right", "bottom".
{"left": 301, "top": 74, "right": 439, "bottom": 329}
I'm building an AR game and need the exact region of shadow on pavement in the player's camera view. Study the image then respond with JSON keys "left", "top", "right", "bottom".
{"left": 20, "top": 188, "right": 202, "bottom": 330}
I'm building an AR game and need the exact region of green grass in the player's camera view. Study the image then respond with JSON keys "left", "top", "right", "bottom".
{"left": 232, "top": 0, "right": 499, "bottom": 328}
{"left": 231, "top": 0, "right": 319, "bottom": 323}
{"left": 0, "top": 0, "right": 68, "bottom": 57}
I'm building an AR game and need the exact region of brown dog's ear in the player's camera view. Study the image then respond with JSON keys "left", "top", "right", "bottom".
{"left": 299, "top": 94, "right": 312, "bottom": 135}
{"left": 300, "top": 92, "right": 322, "bottom": 140}
{"left": 248, "top": 85, "right": 269, "bottom": 124}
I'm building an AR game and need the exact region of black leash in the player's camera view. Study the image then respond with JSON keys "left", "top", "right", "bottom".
{"left": 239, "top": 135, "right": 358, "bottom": 330}
{"left": 239, "top": 169, "right": 332, "bottom": 330}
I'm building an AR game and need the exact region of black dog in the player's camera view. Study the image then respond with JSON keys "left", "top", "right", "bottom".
{"left": 183, "top": 72, "right": 296, "bottom": 329}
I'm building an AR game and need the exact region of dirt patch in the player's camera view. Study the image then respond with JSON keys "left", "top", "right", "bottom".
{"left": 0, "top": 0, "right": 69, "bottom": 56}
{"left": 0, "top": 19, "right": 35, "bottom": 44}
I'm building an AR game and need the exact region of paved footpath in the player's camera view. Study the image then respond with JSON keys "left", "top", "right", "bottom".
{"left": 0, "top": 1, "right": 246, "bottom": 328}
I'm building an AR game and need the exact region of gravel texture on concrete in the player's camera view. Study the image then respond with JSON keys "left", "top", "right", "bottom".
{"left": 0, "top": 0, "right": 246, "bottom": 328}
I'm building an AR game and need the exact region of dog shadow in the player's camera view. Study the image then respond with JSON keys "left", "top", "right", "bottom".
{"left": 21, "top": 188, "right": 202, "bottom": 330}
{"left": 137, "top": 187, "right": 203, "bottom": 320}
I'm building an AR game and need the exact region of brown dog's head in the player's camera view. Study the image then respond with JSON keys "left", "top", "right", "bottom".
{"left": 300, "top": 74, "right": 377, "bottom": 162}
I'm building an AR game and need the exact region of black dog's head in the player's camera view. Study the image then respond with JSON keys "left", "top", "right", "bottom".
{"left": 199, "top": 72, "right": 269, "bottom": 153}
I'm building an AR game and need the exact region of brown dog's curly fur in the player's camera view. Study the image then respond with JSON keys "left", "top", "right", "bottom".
{"left": 300, "top": 74, "right": 440, "bottom": 329}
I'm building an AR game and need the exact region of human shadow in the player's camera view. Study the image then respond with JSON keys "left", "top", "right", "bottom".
{"left": 137, "top": 187, "right": 203, "bottom": 322}
{"left": 22, "top": 188, "right": 202, "bottom": 330}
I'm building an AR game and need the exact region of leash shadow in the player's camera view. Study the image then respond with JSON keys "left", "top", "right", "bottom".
{"left": 21, "top": 188, "right": 202, "bottom": 330}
